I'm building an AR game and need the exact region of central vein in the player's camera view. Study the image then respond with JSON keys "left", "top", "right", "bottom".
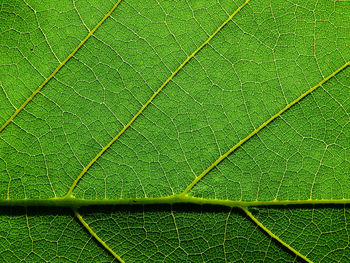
{"left": 0, "top": 195, "right": 349, "bottom": 208}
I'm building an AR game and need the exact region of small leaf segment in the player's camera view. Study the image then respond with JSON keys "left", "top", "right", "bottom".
{"left": 241, "top": 207, "right": 313, "bottom": 263}
{"left": 64, "top": 0, "right": 253, "bottom": 198}
{"left": 181, "top": 61, "right": 350, "bottom": 195}
{"left": 74, "top": 209, "right": 125, "bottom": 263}
{"left": 0, "top": 0, "right": 123, "bottom": 133}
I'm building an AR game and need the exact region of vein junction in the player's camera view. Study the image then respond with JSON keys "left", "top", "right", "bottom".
{"left": 181, "top": 61, "right": 350, "bottom": 194}
{"left": 1, "top": 0, "right": 348, "bottom": 262}
{"left": 64, "top": 0, "right": 252, "bottom": 196}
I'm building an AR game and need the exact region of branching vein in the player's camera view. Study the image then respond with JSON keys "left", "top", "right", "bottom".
{"left": 65, "top": 0, "right": 252, "bottom": 197}
{"left": 0, "top": 0, "right": 348, "bottom": 262}
{"left": 1, "top": 195, "right": 350, "bottom": 208}
{"left": 241, "top": 207, "right": 313, "bottom": 263}
{"left": 74, "top": 209, "right": 125, "bottom": 263}
{"left": 181, "top": 61, "right": 349, "bottom": 195}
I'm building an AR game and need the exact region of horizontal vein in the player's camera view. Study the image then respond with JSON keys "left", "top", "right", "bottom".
{"left": 74, "top": 209, "right": 125, "bottom": 263}
{"left": 241, "top": 207, "right": 313, "bottom": 263}
{"left": 181, "top": 61, "right": 350, "bottom": 195}
{"left": 1, "top": 195, "right": 350, "bottom": 208}
{"left": 0, "top": 0, "right": 122, "bottom": 133}
{"left": 65, "top": 0, "right": 251, "bottom": 197}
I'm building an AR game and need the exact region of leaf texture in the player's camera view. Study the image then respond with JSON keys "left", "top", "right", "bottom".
{"left": 0, "top": 0, "right": 349, "bottom": 262}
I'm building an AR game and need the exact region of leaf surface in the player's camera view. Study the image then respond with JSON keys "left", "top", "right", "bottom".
{"left": 0, "top": 0, "right": 349, "bottom": 262}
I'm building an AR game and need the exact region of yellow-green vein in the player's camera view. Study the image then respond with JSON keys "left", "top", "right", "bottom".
{"left": 0, "top": 0, "right": 122, "bottom": 133}
{"left": 65, "top": 0, "right": 252, "bottom": 197}
{"left": 181, "top": 61, "right": 349, "bottom": 195}
{"left": 1, "top": 196, "right": 350, "bottom": 208}
{"left": 74, "top": 209, "right": 125, "bottom": 263}
{"left": 241, "top": 207, "right": 313, "bottom": 263}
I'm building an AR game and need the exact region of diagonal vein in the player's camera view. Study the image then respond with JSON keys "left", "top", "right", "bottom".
{"left": 65, "top": 0, "right": 251, "bottom": 197}
{"left": 181, "top": 61, "right": 349, "bottom": 195}
{"left": 74, "top": 209, "right": 125, "bottom": 263}
{"left": 0, "top": 0, "right": 122, "bottom": 133}
{"left": 241, "top": 207, "right": 313, "bottom": 263}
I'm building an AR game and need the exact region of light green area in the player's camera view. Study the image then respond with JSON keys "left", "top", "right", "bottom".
{"left": 0, "top": 0, "right": 349, "bottom": 262}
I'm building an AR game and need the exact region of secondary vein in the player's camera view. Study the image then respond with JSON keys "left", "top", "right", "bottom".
{"left": 65, "top": 0, "right": 252, "bottom": 197}
{"left": 74, "top": 209, "right": 125, "bottom": 263}
{"left": 241, "top": 207, "right": 313, "bottom": 263}
{"left": 181, "top": 61, "right": 349, "bottom": 195}
{"left": 0, "top": 0, "right": 123, "bottom": 133}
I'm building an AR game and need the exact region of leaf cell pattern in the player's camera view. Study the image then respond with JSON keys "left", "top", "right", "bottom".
{"left": 0, "top": 0, "right": 349, "bottom": 262}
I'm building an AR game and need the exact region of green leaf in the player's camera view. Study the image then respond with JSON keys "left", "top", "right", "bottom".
{"left": 0, "top": 0, "right": 349, "bottom": 262}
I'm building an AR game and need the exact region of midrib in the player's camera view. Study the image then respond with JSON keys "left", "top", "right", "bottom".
{"left": 0, "top": 195, "right": 349, "bottom": 208}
